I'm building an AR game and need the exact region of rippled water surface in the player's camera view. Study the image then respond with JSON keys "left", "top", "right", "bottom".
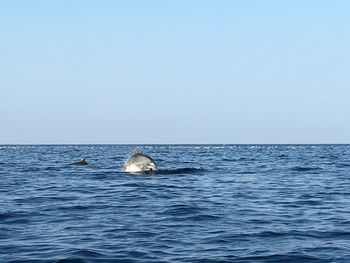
{"left": 1, "top": 145, "right": 350, "bottom": 262}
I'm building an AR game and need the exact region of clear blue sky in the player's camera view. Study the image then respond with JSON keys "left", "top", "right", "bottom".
{"left": 1, "top": 0, "right": 349, "bottom": 144}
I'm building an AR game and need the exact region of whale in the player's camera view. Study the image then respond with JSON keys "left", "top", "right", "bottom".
{"left": 69, "top": 158, "right": 88, "bottom": 166}
{"left": 123, "top": 148, "right": 157, "bottom": 173}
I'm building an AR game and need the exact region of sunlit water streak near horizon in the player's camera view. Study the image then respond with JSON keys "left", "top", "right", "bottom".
{"left": 1, "top": 145, "right": 350, "bottom": 262}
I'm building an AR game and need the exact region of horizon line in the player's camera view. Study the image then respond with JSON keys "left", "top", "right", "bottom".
{"left": 1, "top": 143, "right": 350, "bottom": 146}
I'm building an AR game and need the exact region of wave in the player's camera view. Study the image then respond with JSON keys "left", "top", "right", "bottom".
{"left": 236, "top": 254, "right": 321, "bottom": 263}
{"left": 290, "top": 166, "right": 322, "bottom": 172}
{"left": 125, "top": 167, "right": 204, "bottom": 175}
{"left": 155, "top": 167, "right": 204, "bottom": 175}
{"left": 54, "top": 258, "right": 86, "bottom": 263}
{"left": 20, "top": 167, "right": 41, "bottom": 172}
{"left": 0, "top": 210, "right": 34, "bottom": 224}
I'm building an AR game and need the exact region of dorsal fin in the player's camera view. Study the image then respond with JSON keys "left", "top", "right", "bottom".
{"left": 81, "top": 158, "right": 86, "bottom": 162}
{"left": 134, "top": 147, "right": 139, "bottom": 154}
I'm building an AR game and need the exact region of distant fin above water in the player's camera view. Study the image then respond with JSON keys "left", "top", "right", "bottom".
{"left": 69, "top": 158, "right": 88, "bottom": 166}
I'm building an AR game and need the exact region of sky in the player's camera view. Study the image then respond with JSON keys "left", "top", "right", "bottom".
{"left": 0, "top": 0, "right": 349, "bottom": 144}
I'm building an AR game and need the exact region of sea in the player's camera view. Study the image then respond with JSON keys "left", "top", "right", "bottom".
{"left": 1, "top": 144, "right": 350, "bottom": 263}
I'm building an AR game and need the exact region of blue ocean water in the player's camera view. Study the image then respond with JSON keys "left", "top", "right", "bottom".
{"left": 1, "top": 145, "right": 350, "bottom": 263}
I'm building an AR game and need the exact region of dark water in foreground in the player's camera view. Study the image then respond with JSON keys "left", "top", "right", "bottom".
{"left": 1, "top": 145, "right": 350, "bottom": 263}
